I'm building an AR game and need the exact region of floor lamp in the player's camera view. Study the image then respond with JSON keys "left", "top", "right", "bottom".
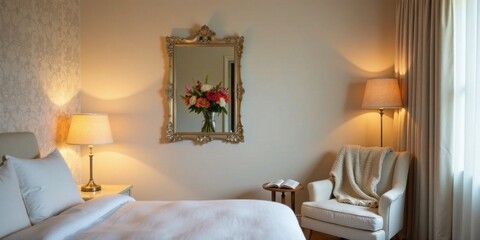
{"left": 67, "top": 113, "right": 113, "bottom": 192}
{"left": 362, "top": 78, "right": 402, "bottom": 147}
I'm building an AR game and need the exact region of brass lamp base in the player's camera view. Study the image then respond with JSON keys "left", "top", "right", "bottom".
{"left": 81, "top": 147, "right": 101, "bottom": 192}
{"left": 81, "top": 180, "right": 102, "bottom": 192}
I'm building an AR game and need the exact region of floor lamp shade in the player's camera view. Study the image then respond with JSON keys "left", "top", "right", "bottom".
{"left": 362, "top": 78, "right": 403, "bottom": 109}
{"left": 362, "top": 78, "right": 402, "bottom": 147}
{"left": 67, "top": 113, "right": 113, "bottom": 192}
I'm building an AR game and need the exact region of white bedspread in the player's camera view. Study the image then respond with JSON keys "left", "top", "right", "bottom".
{"left": 6, "top": 195, "right": 305, "bottom": 240}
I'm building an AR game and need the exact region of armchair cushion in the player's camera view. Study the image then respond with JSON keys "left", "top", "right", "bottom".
{"left": 302, "top": 199, "right": 383, "bottom": 231}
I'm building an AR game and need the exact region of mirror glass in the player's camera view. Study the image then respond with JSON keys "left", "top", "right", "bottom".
{"left": 175, "top": 46, "right": 235, "bottom": 133}
{"left": 166, "top": 25, "right": 244, "bottom": 143}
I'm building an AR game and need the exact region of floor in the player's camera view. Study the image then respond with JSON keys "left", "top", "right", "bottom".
{"left": 302, "top": 229, "right": 341, "bottom": 240}
{"left": 303, "top": 229, "right": 403, "bottom": 240}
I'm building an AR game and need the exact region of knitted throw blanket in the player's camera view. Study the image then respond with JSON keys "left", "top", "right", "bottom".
{"left": 330, "top": 145, "right": 392, "bottom": 208}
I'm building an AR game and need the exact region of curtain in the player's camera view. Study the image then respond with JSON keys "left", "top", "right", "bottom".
{"left": 394, "top": 0, "right": 454, "bottom": 239}
{"left": 452, "top": 0, "right": 480, "bottom": 239}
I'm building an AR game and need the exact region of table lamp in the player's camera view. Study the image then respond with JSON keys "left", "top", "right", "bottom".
{"left": 67, "top": 113, "right": 113, "bottom": 192}
{"left": 362, "top": 78, "right": 402, "bottom": 147}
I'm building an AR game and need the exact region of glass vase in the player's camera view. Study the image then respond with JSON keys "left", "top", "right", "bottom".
{"left": 201, "top": 111, "right": 215, "bottom": 133}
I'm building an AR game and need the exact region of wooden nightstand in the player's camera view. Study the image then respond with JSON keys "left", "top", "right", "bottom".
{"left": 77, "top": 184, "right": 133, "bottom": 201}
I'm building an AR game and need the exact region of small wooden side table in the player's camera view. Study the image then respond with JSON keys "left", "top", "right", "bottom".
{"left": 262, "top": 183, "right": 304, "bottom": 213}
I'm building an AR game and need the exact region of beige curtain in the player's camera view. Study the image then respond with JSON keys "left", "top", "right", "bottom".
{"left": 394, "top": 0, "right": 454, "bottom": 239}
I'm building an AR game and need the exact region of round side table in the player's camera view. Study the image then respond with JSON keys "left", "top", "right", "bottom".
{"left": 262, "top": 183, "right": 304, "bottom": 213}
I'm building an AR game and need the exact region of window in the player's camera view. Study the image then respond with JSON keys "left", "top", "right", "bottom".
{"left": 452, "top": 0, "right": 480, "bottom": 238}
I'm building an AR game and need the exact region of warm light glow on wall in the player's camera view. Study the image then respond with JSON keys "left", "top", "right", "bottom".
{"left": 394, "top": 57, "right": 408, "bottom": 77}
{"left": 43, "top": 74, "right": 80, "bottom": 107}
{"left": 334, "top": 45, "right": 394, "bottom": 73}
{"left": 81, "top": 49, "right": 162, "bottom": 100}
{"left": 317, "top": 10, "right": 395, "bottom": 74}
{"left": 57, "top": 115, "right": 82, "bottom": 184}
{"left": 323, "top": 31, "right": 395, "bottom": 73}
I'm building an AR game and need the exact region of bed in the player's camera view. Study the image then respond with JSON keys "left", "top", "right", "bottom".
{"left": 0, "top": 132, "right": 305, "bottom": 240}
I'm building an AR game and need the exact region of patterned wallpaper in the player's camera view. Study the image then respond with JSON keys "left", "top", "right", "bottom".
{"left": 0, "top": 0, "right": 82, "bottom": 182}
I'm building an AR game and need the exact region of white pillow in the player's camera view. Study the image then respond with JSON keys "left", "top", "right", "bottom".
{"left": 0, "top": 160, "right": 31, "bottom": 238}
{"left": 6, "top": 149, "right": 84, "bottom": 224}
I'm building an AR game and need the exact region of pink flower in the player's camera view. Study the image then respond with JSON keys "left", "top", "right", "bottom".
{"left": 185, "top": 85, "right": 192, "bottom": 94}
{"left": 196, "top": 98, "right": 210, "bottom": 108}
{"left": 206, "top": 90, "right": 220, "bottom": 102}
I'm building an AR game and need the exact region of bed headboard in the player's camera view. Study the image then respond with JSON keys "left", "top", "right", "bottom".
{"left": 0, "top": 132, "right": 40, "bottom": 163}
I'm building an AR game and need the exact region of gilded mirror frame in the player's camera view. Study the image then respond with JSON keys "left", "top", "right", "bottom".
{"left": 166, "top": 25, "right": 244, "bottom": 144}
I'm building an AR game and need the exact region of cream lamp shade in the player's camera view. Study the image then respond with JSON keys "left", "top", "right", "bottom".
{"left": 67, "top": 113, "right": 113, "bottom": 145}
{"left": 362, "top": 78, "right": 403, "bottom": 109}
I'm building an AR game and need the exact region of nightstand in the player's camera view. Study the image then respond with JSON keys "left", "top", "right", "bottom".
{"left": 77, "top": 184, "right": 133, "bottom": 201}
{"left": 262, "top": 183, "right": 304, "bottom": 213}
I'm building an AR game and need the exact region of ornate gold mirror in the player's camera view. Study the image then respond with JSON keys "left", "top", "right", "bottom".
{"left": 166, "top": 25, "right": 244, "bottom": 143}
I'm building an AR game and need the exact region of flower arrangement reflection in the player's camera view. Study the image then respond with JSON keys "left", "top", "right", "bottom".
{"left": 182, "top": 75, "right": 230, "bottom": 132}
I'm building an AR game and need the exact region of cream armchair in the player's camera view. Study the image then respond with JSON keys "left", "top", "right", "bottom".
{"left": 301, "top": 151, "right": 410, "bottom": 240}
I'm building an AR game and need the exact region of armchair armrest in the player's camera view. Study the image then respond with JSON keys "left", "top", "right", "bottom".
{"left": 378, "top": 186, "right": 406, "bottom": 239}
{"left": 379, "top": 187, "right": 404, "bottom": 207}
{"left": 307, "top": 179, "right": 333, "bottom": 201}
{"left": 377, "top": 151, "right": 410, "bottom": 239}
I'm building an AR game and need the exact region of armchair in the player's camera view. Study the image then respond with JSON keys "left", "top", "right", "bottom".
{"left": 301, "top": 150, "right": 410, "bottom": 240}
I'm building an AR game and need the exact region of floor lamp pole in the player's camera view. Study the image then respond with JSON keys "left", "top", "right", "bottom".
{"left": 379, "top": 108, "right": 384, "bottom": 147}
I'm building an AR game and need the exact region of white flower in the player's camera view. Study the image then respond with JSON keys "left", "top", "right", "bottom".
{"left": 189, "top": 96, "right": 197, "bottom": 106}
{"left": 219, "top": 97, "right": 227, "bottom": 107}
{"left": 201, "top": 84, "right": 213, "bottom": 92}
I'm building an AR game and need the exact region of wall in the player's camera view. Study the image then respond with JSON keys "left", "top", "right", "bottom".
{"left": 80, "top": 0, "right": 396, "bottom": 208}
{"left": 0, "top": 0, "right": 81, "bottom": 181}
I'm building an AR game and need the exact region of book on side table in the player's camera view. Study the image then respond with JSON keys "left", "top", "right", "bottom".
{"left": 265, "top": 179, "right": 300, "bottom": 189}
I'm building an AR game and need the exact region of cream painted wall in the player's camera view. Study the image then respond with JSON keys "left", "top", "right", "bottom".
{"left": 80, "top": 0, "right": 396, "bottom": 209}
{"left": 0, "top": 0, "right": 81, "bottom": 182}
